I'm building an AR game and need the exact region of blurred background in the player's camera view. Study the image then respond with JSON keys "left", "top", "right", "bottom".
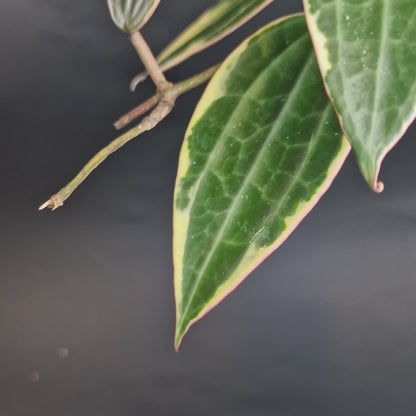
{"left": 1, "top": 1, "right": 416, "bottom": 415}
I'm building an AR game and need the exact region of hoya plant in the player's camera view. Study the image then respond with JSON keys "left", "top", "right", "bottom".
{"left": 40, "top": 0, "right": 416, "bottom": 350}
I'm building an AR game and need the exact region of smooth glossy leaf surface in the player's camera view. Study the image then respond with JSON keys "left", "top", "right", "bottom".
{"left": 108, "top": 0, "right": 161, "bottom": 33}
{"left": 130, "top": 0, "right": 274, "bottom": 90}
{"left": 305, "top": 0, "right": 416, "bottom": 191}
{"left": 173, "top": 15, "right": 350, "bottom": 349}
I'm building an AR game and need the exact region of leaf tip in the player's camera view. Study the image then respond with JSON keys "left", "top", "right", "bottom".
{"left": 174, "top": 326, "right": 186, "bottom": 352}
{"left": 358, "top": 152, "right": 385, "bottom": 194}
{"left": 369, "top": 159, "right": 385, "bottom": 193}
{"left": 374, "top": 180, "right": 384, "bottom": 194}
{"left": 174, "top": 313, "right": 200, "bottom": 352}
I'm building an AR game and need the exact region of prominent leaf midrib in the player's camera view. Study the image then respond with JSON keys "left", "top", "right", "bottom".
{"left": 332, "top": 1, "right": 403, "bottom": 161}
{"left": 159, "top": 0, "right": 234, "bottom": 61}
{"left": 368, "top": 0, "right": 389, "bottom": 159}
{"left": 332, "top": 0, "right": 393, "bottom": 180}
{"left": 180, "top": 32, "right": 309, "bottom": 213}
{"left": 251, "top": 102, "right": 333, "bottom": 244}
{"left": 334, "top": 0, "right": 348, "bottom": 118}
{"left": 178, "top": 50, "right": 315, "bottom": 326}
{"left": 193, "top": 2, "right": 262, "bottom": 40}
{"left": 191, "top": 1, "right": 258, "bottom": 42}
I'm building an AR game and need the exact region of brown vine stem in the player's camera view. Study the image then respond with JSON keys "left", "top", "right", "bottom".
{"left": 39, "top": 64, "right": 219, "bottom": 211}
{"left": 129, "top": 30, "right": 172, "bottom": 93}
{"left": 113, "top": 93, "right": 160, "bottom": 130}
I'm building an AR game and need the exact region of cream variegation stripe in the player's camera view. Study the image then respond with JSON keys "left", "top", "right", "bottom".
{"left": 158, "top": 0, "right": 274, "bottom": 70}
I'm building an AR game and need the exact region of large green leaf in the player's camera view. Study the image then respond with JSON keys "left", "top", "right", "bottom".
{"left": 130, "top": 0, "right": 274, "bottom": 90}
{"left": 107, "top": 0, "right": 161, "bottom": 33}
{"left": 173, "top": 15, "right": 350, "bottom": 349}
{"left": 304, "top": 0, "right": 416, "bottom": 191}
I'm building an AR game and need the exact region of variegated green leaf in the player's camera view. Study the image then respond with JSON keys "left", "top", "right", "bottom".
{"left": 108, "top": 0, "right": 161, "bottom": 33}
{"left": 173, "top": 15, "right": 350, "bottom": 349}
{"left": 304, "top": 0, "right": 416, "bottom": 191}
{"left": 130, "top": 0, "right": 274, "bottom": 90}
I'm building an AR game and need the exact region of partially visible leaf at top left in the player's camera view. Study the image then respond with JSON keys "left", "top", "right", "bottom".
{"left": 108, "top": 0, "right": 161, "bottom": 33}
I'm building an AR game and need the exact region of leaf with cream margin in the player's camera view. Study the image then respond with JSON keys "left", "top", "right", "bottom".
{"left": 173, "top": 14, "right": 350, "bottom": 349}
{"left": 108, "top": 0, "right": 161, "bottom": 33}
{"left": 304, "top": 0, "right": 416, "bottom": 191}
{"left": 130, "top": 0, "right": 274, "bottom": 90}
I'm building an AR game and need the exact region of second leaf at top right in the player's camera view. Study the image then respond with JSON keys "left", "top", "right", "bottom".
{"left": 304, "top": 0, "right": 416, "bottom": 192}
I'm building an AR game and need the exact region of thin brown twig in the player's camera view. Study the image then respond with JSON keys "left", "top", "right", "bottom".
{"left": 113, "top": 93, "right": 160, "bottom": 130}
{"left": 39, "top": 97, "right": 175, "bottom": 211}
{"left": 39, "top": 64, "right": 220, "bottom": 211}
{"left": 129, "top": 30, "right": 171, "bottom": 92}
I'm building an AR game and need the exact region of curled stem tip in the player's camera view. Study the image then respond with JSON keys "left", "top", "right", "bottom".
{"left": 374, "top": 181, "right": 384, "bottom": 193}
{"left": 130, "top": 71, "right": 149, "bottom": 92}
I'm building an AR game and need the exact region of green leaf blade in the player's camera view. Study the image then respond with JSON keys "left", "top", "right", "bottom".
{"left": 304, "top": 0, "right": 416, "bottom": 191}
{"left": 173, "top": 15, "right": 350, "bottom": 349}
{"left": 107, "top": 0, "right": 161, "bottom": 33}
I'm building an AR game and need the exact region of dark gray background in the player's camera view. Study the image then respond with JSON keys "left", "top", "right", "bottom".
{"left": 1, "top": 1, "right": 416, "bottom": 415}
